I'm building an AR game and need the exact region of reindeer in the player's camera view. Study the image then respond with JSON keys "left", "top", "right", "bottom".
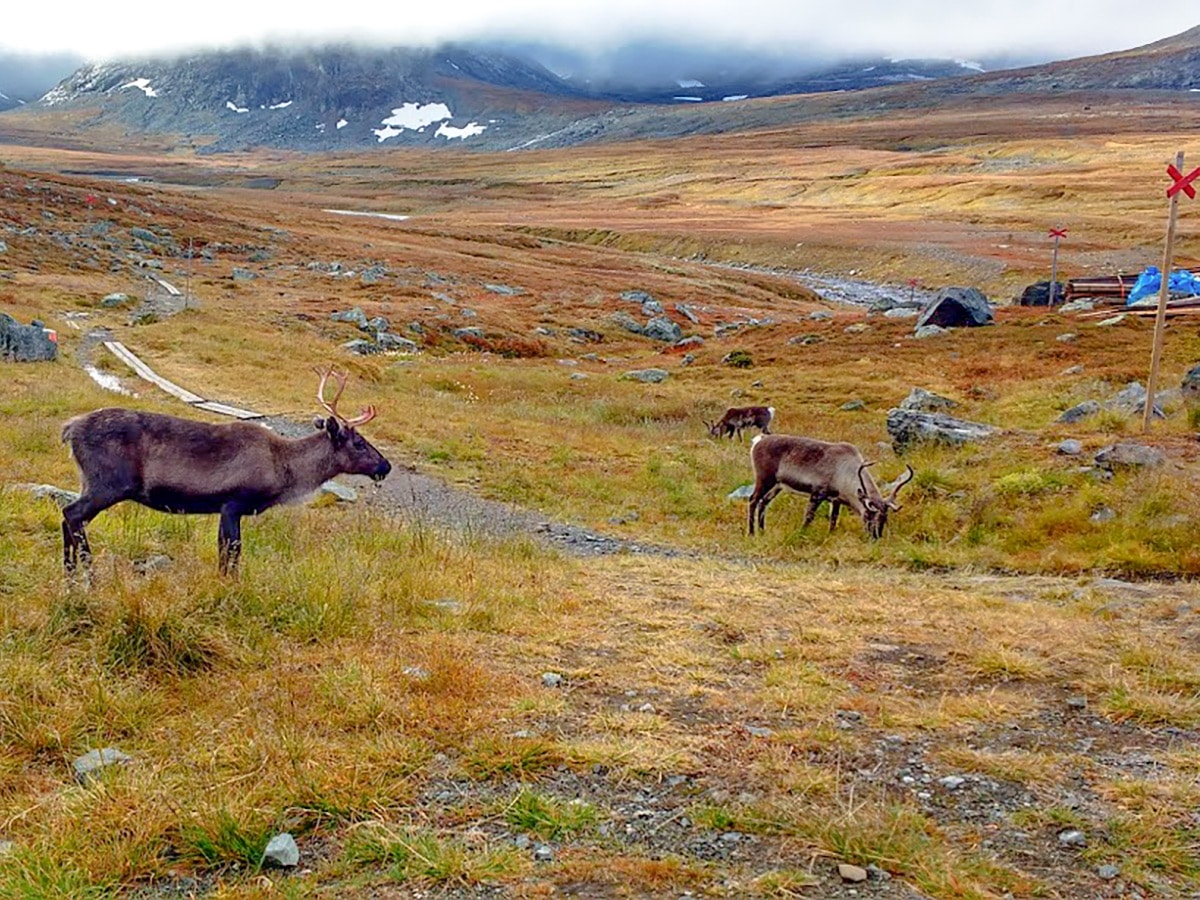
{"left": 705, "top": 405, "right": 774, "bottom": 441}
{"left": 61, "top": 367, "right": 391, "bottom": 575}
{"left": 747, "top": 434, "right": 913, "bottom": 540}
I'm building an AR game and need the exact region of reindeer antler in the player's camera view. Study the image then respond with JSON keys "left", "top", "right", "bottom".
{"left": 856, "top": 461, "right": 875, "bottom": 495}
{"left": 314, "top": 366, "right": 376, "bottom": 427}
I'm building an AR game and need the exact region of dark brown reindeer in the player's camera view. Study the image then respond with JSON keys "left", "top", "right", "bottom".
{"left": 61, "top": 367, "right": 391, "bottom": 575}
{"left": 747, "top": 434, "right": 913, "bottom": 540}
{"left": 705, "top": 405, "right": 774, "bottom": 441}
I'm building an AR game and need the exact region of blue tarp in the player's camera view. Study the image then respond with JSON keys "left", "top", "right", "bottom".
{"left": 1127, "top": 266, "right": 1200, "bottom": 306}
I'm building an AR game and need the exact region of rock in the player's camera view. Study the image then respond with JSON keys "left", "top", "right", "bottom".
{"left": 342, "top": 339, "right": 381, "bottom": 355}
{"left": 1066, "top": 696, "right": 1088, "bottom": 709}
{"left": 231, "top": 267, "right": 257, "bottom": 281}
{"left": 838, "top": 863, "right": 869, "bottom": 882}
{"left": 1097, "top": 864, "right": 1120, "bottom": 880}
{"left": 1057, "top": 829, "right": 1087, "bottom": 848}
{"left": 331, "top": 307, "right": 369, "bottom": 329}
{"left": 1057, "top": 400, "right": 1100, "bottom": 424}
{"left": 1182, "top": 363, "right": 1200, "bottom": 404}
{"left": 366, "top": 316, "right": 390, "bottom": 333}
{"left": 1096, "top": 314, "right": 1127, "bottom": 326}
{"left": 533, "top": 843, "right": 554, "bottom": 862}
{"left": 620, "top": 289, "right": 655, "bottom": 305}
{"left": 899, "top": 387, "right": 957, "bottom": 413}
{"left": 886, "top": 409, "right": 997, "bottom": 453}
{"left": 100, "top": 292, "right": 131, "bottom": 308}
{"left": 844, "top": 322, "right": 870, "bottom": 334}
{"left": 788, "top": 333, "right": 823, "bottom": 346}
{"left": 643, "top": 316, "right": 683, "bottom": 343}
{"left": 73, "top": 747, "right": 131, "bottom": 784}
{"left": 808, "top": 310, "right": 833, "bottom": 321}
{"left": 883, "top": 307, "right": 920, "bottom": 318}
{"left": 721, "top": 350, "right": 753, "bottom": 368}
{"left": 129, "top": 226, "right": 160, "bottom": 244}
{"left": 938, "top": 775, "right": 966, "bottom": 790}
{"left": 1090, "top": 506, "right": 1116, "bottom": 523}
{"left": 376, "top": 333, "right": 419, "bottom": 353}
{"left": 361, "top": 265, "right": 387, "bottom": 285}
{"left": 0, "top": 313, "right": 57, "bottom": 362}
{"left": 133, "top": 554, "right": 172, "bottom": 574}
{"left": 567, "top": 327, "right": 603, "bottom": 343}
{"left": 620, "top": 368, "right": 669, "bottom": 384}
{"left": 485, "top": 283, "right": 522, "bottom": 295}
{"left": 1061, "top": 365, "right": 1085, "bottom": 376}
{"left": 1105, "top": 381, "right": 1164, "bottom": 418}
{"left": 675, "top": 303, "right": 701, "bottom": 324}
{"left": 1058, "top": 299, "right": 1095, "bottom": 312}
{"left": 610, "top": 311, "right": 645, "bottom": 335}
{"left": 1094, "top": 442, "right": 1166, "bottom": 470}
{"left": 841, "top": 399, "right": 866, "bottom": 411}
{"left": 1057, "top": 439, "right": 1083, "bottom": 456}
{"left": 542, "top": 672, "right": 564, "bottom": 688}
{"left": 913, "top": 324, "right": 948, "bottom": 339}
{"left": 0, "top": 240, "right": 7, "bottom": 254}
{"left": 12, "top": 483, "right": 79, "bottom": 507}
{"left": 453, "top": 327, "right": 485, "bottom": 339}
{"left": 641, "top": 299, "right": 664, "bottom": 315}
{"left": 1056, "top": 333, "right": 1078, "bottom": 343}
{"left": 262, "top": 833, "right": 300, "bottom": 868}
{"left": 680, "top": 353, "right": 695, "bottom": 366}
{"left": 320, "top": 481, "right": 358, "bottom": 502}
{"left": 915, "top": 287, "right": 994, "bottom": 329}
{"left": 675, "top": 335, "right": 705, "bottom": 350}
{"left": 744, "top": 725, "right": 774, "bottom": 738}
{"left": 727, "top": 485, "right": 754, "bottom": 501}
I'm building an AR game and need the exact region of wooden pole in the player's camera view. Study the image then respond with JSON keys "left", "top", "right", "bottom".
{"left": 1143, "top": 150, "right": 1185, "bottom": 433}
{"left": 1050, "top": 234, "right": 1060, "bottom": 305}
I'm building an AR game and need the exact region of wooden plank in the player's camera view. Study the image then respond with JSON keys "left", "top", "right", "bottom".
{"left": 190, "top": 400, "right": 263, "bottom": 420}
{"left": 102, "top": 341, "right": 206, "bottom": 403}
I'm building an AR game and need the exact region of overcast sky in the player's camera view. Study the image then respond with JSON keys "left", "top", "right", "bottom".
{"left": 3, "top": 1, "right": 1196, "bottom": 63}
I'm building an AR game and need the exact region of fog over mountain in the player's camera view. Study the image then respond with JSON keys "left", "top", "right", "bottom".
{"left": 0, "top": 51, "right": 84, "bottom": 109}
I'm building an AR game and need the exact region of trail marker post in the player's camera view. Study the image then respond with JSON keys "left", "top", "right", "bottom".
{"left": 1048, "top": 227, "right": 1067, "bottom": 304}
{"left": 1143, "top": 151, "right": 1199, "bottom": 432}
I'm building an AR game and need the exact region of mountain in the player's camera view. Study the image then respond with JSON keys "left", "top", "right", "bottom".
{"left": 6, "top": 26, "right": 1200, "bottom": 153}
{"left": 0, "top": 51, "right": 83, "bottom": 111}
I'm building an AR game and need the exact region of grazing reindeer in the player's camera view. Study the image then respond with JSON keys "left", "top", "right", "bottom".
{"left": 61, "top": 367, "right": 391, "bottom": 575}
{"left": 747, "top": 434, "right": 913, "bottom": 540}
{"left": 705, "top": 405, "right": 774, "bottom": 441}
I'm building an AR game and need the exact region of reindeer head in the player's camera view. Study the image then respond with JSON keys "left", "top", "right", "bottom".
{"left": 856, "top": 462, "right": 914, "bottom": 539}
{"left": 704, "top": 418, "right": 720, "bottom": 438}
{"left": 313, "top": 367, "right": 392, "bottom": 482}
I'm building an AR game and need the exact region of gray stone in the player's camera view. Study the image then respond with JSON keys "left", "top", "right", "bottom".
{"left": 844, "top": 322, "right": 870, "bottom": 334}
{"left": 542, "top": 672, "right": 564, "bottom": 688}
{"left": 788, "top": 333, "right": 823, "bottom": 346}
{"left": 675, "top": 303, "right": 701, "bottom": 324}
{"left": 0, "top": 314, "right": 56, "bottom": 362}
{"left": 12, "top": 483, "right": 79, "bottom": 507}
{"left": 915, "top": 286, "right": 994, "bottom": 329}
{"left": 886, "top": 408, "right": 997, "bottom": 453}
{"left": 262, "top": 833, "right": 299, "bottom": 868}
{"left": 1090, "top": 506, "right": 1116, "bottom": 523}
{"left": 0, "top": 240, "right": 7, "bottom": 254}
{"left": 1182, "top": 363, "right": 1200, "bottom": 404}
{"left": 643, "top": 316, "right": 682, "bottom": 343}
{"left": 1061, "top": 365, "right": 1085, "bottom": 376}
{"left": 841, "top": 399, "right": 866, "bottom": 411}
{"left": 938, "top": 775, "right": 966, "bottom": 790}
{"left": 366, "top": 316, "right": 390, "bottom": 333}
{"left": 376, "top": 333, "right": 419, "bottom": 353}
{"left": 808, "top": 310, "right": 833, "bottom": 321}
{"left": 1094, "top": 442, "right": 1166, "bottom": 470}
{"left": 727, "top": 485, "right": 754, "bottom": 501}
{"left": 913, "top": 324, "right": 948, "bottom": 339}
{"left": 620, "top": 289, "right": 655, "bottom": 305}
{"left": 1105, "top": 381, "right": 1164, "bottom": 418}
{"left": 1097, "top": 864, "right": 1120, "bottom": 880}
{"left": 744, "top": 725, "right": 774, "bottom": 738}
{"left": 675, "top": 335, "right": 705, "bottom": 350}
{"left": 129, "top": 226, "right": 160, "bottom": 244}
{"left": 533, "top": 843, "right": 554, "bottom": 862}
{"left": 73, "top": 747, "right": 131, "bottom": 784}
{"left": 641, "top": 299, "right": 664, "bottom": 315}
{"left": 453, "top": 327, "right": 485, "bottom": 339}
{"left": 1056, "top": 333, "right": 1078, "bottom": 343}
{"left": 342, "top": 339, "right": 381, "bottom": 355}
{"left": 883, "top": 307, "right": 920, "bottom": 319}
{"left": 361, "top": 265, "right": 387, "bottom": 285}
{"left": 484, "top": 283, "right": 522, "bottom": 296}
{"left": 1057, "top": 439, "right": 1084, "bottom": 456}
{"left": 1057, "top": 829, "right": 1087, "bottom": 848}
{"left": 620, "top": 368, "right": 669, "bottom": 384}
{"left": 100, "top": 292, "right": 131, "bottom": 308}
{"left": 331, "top": 307, "right": 369, "bottom": 329}
{"left": 1058, "top": 299, "right": 1095, "bottom": 312}
{"left": 231, "top": 267, "right": 257, "bottom": 281}
{"left": 567, "top": 327, "right": 603, "bottom": 343}
{"left": 320, "top": 481, "right": 358, "bottom": 502}
{"left": 1057, "top": 400, "right": 1100, "bottom": 424}
{"left": 610, "top": 311, "right": 645, "bottom": 335}
{"left": 838, "top": 863, "right": 869, "bottom": 882}
{"left": 899, "top": 387, "right": 957, "bottom": 413}
{"left": 1096, "top": 314, "right": 1127, "bottom": 327}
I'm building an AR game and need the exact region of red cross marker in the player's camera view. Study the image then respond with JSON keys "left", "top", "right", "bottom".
{"left": 1048, "top": 227, "right": 1068, "bottom": 239}
{"left": 1166, "top": 163, "right": 1200, "bottom": 199}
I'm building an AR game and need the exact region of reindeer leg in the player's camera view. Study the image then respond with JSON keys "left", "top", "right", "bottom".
{"left": 754, "top": 485, "right": 781, "bottom": 534}
{"left": 803, "top": 493, "right": 823, "bottom": 529}
{"left": 62, "top": 492, "right": 117, "bottom": 573}
{"left": 218, "top": 506, "right": 243, "bottom": 575}
{"left": 829, "top": 501, "right": 842, "bottom": 532}
{"left": 748, "top": 476, "right": 776, "bottom": 535}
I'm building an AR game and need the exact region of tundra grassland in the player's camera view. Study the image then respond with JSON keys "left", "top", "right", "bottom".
{"left": 2, "top": 92, "right": 1200, "bottom": 897}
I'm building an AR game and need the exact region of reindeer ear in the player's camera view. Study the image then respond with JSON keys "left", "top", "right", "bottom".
{"left": 313, "top": 416, "right": 326, "bottom": 431}
{"left": 325, "top": 416, "right": 343, "bottom": 441}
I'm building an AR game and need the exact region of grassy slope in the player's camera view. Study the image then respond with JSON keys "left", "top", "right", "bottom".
{"left": 3, "top": 94, "right": 1200, "bottom": 895}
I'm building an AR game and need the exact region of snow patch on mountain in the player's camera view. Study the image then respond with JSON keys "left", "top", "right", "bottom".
{"left": 120, "top": 78, "right": 157, "bottom": 97}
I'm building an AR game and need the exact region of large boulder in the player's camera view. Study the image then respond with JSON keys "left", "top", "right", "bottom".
{"left": 887, "top": 408, "right": 998, "bottom": 453}
{"left": 643, "top": 316, "right": 683, "bottom": 343}
{"left": 1182, "top": 363, "right": 1200, "bottom": 405}
{"left": 915, "top": 287, "right": 994, "bottom": 329}
{"left": 1094, "top": 442, "right": 1166, "bottom": 471}
{"left": 0, "top": 314, "right": 57, "bottom": 362}
{"left": 1018, "top": 281, "right": 1064, "bottom": 307}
